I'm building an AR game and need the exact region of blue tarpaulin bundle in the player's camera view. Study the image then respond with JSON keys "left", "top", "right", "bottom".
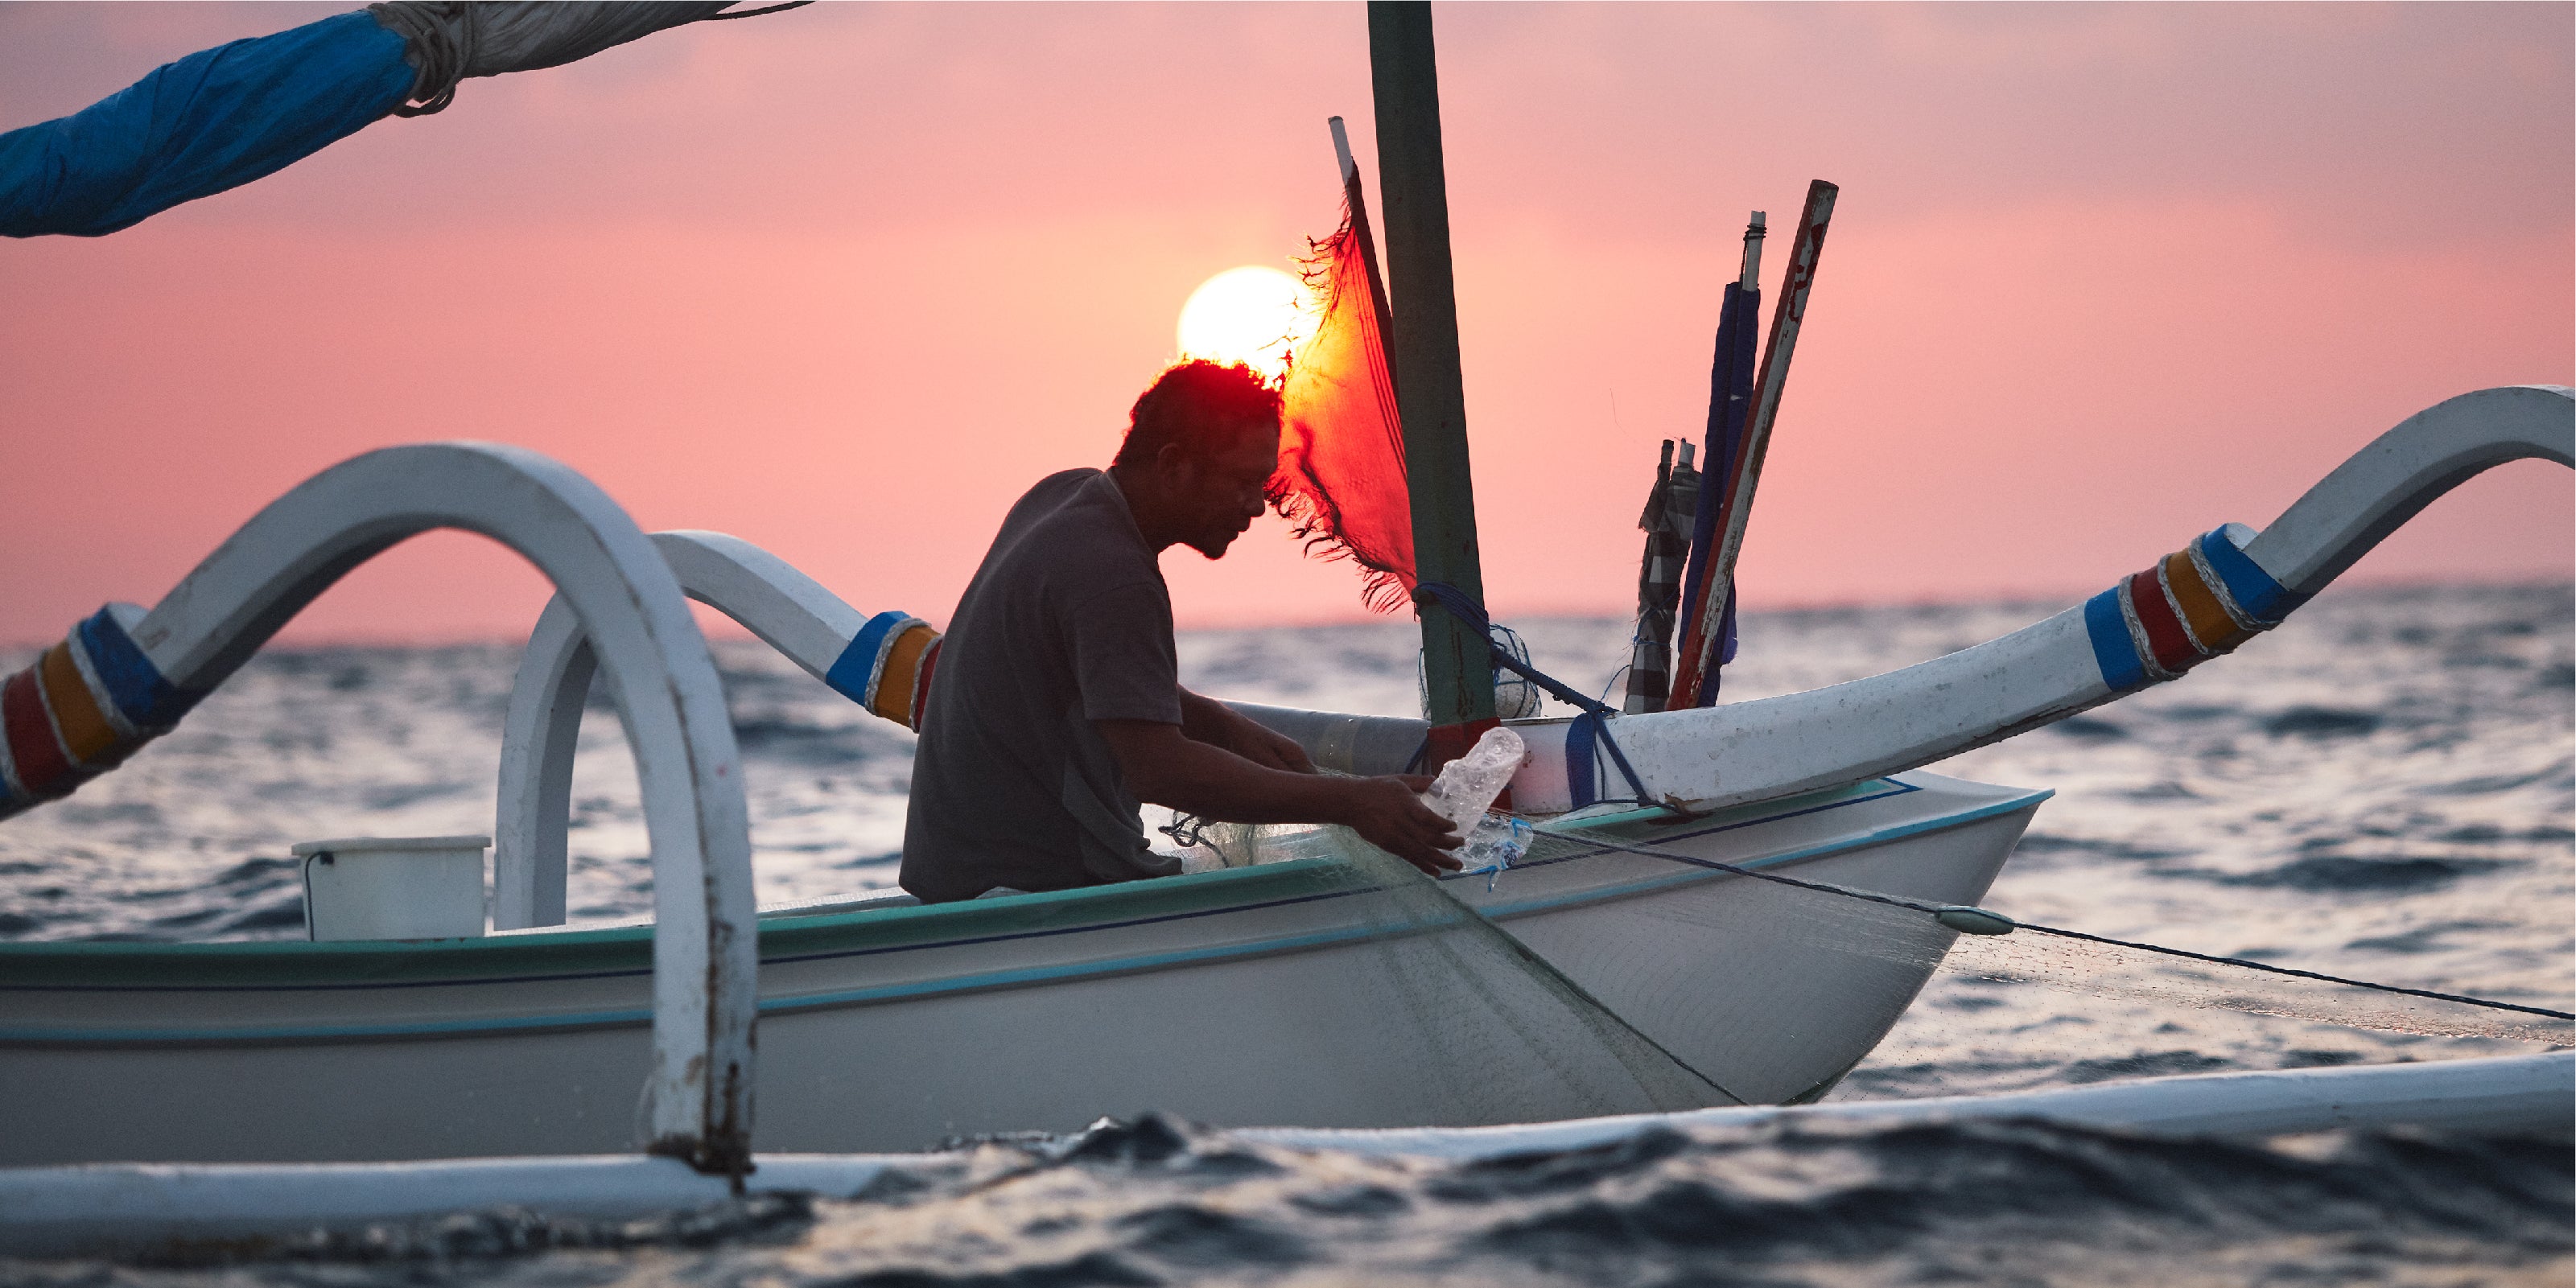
{"left": 0, "top": 3, "right": 737, "bottom": 239}
{"left": 0, "top": 12, "right": 412, "bottom": 238}
{"left": 1671, "top": 276, "right": 1762, "bottom": 700}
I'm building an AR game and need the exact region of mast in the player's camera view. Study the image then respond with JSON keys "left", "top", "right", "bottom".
{"left": 1368, "top": 0, "right": 1497, "bottom": 742}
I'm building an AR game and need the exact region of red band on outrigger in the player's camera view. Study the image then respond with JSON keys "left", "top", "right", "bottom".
{"left": 2, "top": 669, "right": 72, "bottom": 797}
{"left": 2125, "top": 569, "right": 2199, "bottom": 674}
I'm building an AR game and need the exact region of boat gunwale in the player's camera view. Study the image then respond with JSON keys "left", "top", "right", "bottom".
{"left": 0, "top": 776, "right": 2046, "bottom": 1002}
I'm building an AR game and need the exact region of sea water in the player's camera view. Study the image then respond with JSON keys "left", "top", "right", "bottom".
{"left": 0, "top": 582, "right": 2567, "bottom": 1284}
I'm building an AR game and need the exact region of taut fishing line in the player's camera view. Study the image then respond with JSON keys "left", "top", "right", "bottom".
{"left": 1533, "top": 825, "right": 2574, "bottom": 1050}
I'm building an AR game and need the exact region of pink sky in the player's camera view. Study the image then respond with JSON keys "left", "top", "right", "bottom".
{"left": 2, "top": 2, "right": 2567, "bottom": 646}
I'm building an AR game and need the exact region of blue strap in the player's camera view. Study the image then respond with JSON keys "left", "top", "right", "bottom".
{"left": 1567, "top": 712, "right": 1602, "bottom": 810}
{"left": 1414, "top": 582, "right": 1655, "bottom": 807}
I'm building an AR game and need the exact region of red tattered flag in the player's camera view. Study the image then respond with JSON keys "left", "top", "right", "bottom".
{"left": 1270, "top": 195, "right": 1416, "bottom": 613}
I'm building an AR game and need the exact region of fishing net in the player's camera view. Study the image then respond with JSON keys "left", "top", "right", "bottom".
{"left": 1166, "top": 730, "right": 2565, "bottom": 1114}
{"left": 1176, "top": 792, "right": 2570, "bottom": 1109}
{"left": 1174, "top": 817, "right": 1739, "bottom": 1123}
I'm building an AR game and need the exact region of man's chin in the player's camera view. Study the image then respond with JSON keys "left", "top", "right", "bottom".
{"left": 1189, "top": 533, "right": 1241, "bottom": 561}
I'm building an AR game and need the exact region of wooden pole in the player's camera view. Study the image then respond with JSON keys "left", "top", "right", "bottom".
{"left": 1368, "top": 0, "right": 1496, "bottom": 737}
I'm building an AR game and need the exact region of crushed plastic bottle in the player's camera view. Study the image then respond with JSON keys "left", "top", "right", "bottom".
{"left": 1422, "top": 726, "right": 1531, "bottom": 887}
{"left": 1421, "top": 726, "right": 1528, "bottom": 832}
{"left": 1459, "top": 813, "right": 1534, "bottom": 891}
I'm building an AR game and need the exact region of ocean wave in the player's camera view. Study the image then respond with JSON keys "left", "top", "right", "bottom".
{"left": 24, "top": 1117, "right": 2566, "bottom": 1286}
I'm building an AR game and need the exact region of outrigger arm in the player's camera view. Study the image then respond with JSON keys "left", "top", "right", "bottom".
{"left": 1515, "top": 385, "right": 2575, "bottom": 813}
{"left": 0, "top": 444, "right": 759, "bottom": 1177}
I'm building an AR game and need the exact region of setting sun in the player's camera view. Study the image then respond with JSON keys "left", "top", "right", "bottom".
{"left": 1176, "top": 265, "right": 1314, "bottom": 382}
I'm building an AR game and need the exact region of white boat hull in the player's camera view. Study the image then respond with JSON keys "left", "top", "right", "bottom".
{"left": 0, "top": 772, "right": 2040, "bottom": 1166}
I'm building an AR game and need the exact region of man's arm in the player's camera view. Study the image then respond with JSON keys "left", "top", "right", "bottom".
{"left": 1176, "top": 687, "right": 1313, "bottom": 773}
{"left": 1095, "top": 719, "right": 1461, "bottom": 875}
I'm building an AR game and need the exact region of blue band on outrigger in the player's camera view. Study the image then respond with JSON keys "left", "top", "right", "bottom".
{"left": 2194, "top": 528, "right": 2301, "bottom": 625}
{"left": 824, "top": 611, "right": 910, "bottom": 706}
{"left": 76, "top": 607, "right": 200, "bottom": 728}
{"left": 2083, "top": 588, "right": 2145, "bottom": 692}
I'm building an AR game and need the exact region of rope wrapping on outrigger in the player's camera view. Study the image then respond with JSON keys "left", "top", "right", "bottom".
{"left": 0, "top": 608, "right": 201, "bottom": 820}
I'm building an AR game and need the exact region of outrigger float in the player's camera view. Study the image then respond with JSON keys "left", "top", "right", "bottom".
{"left": 2, "top": 0, "right": 2570, "bottom": 1258}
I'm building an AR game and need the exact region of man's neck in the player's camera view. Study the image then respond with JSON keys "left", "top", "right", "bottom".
{"left": 1106, "top": 463, "right": 1178, "bottom": 553}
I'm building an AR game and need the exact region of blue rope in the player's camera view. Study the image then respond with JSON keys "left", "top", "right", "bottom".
{"left": 1412, "top": 582, "right": 1655, "bottom": 808}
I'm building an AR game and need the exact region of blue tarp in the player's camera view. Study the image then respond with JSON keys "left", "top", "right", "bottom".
{"left": 0, "top": 10, "right": 412, "bottom": 238}
{"left": 1674, "top": 279, "right": 1762, "bottom": 699}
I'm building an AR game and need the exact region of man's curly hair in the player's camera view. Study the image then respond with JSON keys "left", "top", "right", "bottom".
{"left": 1114, "top": 360, "right": 1283, "bottom": 471}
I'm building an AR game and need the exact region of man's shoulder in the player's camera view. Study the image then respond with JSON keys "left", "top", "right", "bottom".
{"left": 969, "top": 467, "right": 1156, "bottom": 605}
{"left": 1005, "top": 470, "right": 1144, "bottom": 553}
{"left": 997, "top": 468, "right": 1110, "bottom": 535}
{"left": 1025, "top": 467, "right": 1107, "bottom": 502}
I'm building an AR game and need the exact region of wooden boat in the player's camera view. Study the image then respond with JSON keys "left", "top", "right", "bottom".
{"left": 1, "top": 385, "right": 2563, "bottom": 1170}
{"left": 0, "top": 772, "right": 2039, "bottom": 1166}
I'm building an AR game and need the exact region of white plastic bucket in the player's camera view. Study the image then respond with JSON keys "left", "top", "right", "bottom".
{"left": 294, "top": 835, "right": 490, "bottom": 941}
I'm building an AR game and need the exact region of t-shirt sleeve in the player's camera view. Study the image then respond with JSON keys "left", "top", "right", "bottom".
{"left": 1065, "top": 579, "right": 1183, "bottom": 724}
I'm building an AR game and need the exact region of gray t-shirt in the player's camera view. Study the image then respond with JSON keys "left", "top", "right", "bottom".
{"left": 900, "top": 468, "right": 1185, "bottom": 903}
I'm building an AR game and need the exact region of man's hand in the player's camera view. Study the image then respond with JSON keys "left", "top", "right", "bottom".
{"left": 1333, "top": 774, "right": 1465, "bottom": 877}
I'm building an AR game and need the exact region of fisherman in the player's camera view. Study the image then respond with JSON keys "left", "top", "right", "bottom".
{"left": 899, "top": 360, "right": 1464, "bottom": 903}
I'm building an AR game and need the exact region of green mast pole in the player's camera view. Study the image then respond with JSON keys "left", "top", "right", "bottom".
{"left": 1368, "top": 0, "right": 1496, "bottom": 746}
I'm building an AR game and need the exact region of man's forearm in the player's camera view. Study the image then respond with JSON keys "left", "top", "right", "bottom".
{"left": 1138, "top": 736, "right": 1347, "bottom": 825}
{"left": 1100, "top": 719, "right": 1336, "bottom": 825}
{"left": 1094, "top": 718, "right": 1463, "bottom": 874}
{"left": 1175, "top": 687, "right": 1239, "bottom": 747}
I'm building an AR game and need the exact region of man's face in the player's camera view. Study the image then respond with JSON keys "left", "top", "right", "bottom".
{"left": 1169, "top": 415, "right": 1282, "bottom": 560}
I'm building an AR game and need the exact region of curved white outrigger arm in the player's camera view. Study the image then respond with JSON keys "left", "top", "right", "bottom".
{"left": 1513, "top": 385, "right": 2575, "bottom": 813}
{"left": 0, "top": 444, "right": 757, "bottom": 1176}
{"left": 493, "top": 531, "right": 938, "bottom": 929}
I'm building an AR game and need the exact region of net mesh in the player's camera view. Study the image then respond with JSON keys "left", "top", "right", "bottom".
{"left": 1182, "top": 820, "right": 1741, "bottom": 1120}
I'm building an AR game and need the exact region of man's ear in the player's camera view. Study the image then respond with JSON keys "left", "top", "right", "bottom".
{"left": 1153, "top": 440, "right": 1193, "bottom": 483}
